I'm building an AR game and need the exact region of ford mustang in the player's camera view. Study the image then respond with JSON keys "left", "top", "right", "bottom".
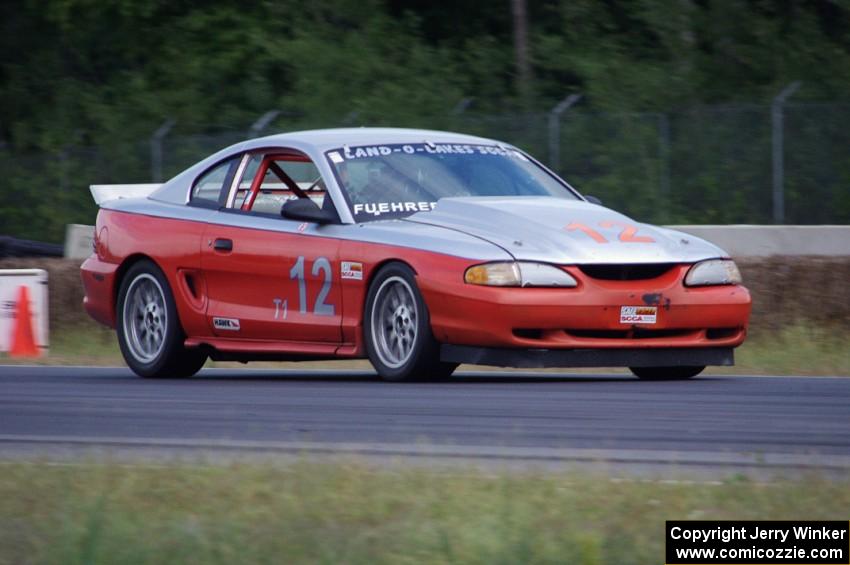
{"left": 81, "top": 128, "right": 751, "bottom": 381}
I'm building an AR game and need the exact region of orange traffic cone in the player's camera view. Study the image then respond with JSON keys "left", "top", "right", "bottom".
{"left": 9, "top": 285, "right": 39, "bottom": 358}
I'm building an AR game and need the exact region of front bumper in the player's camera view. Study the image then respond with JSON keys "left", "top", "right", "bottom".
{"left": 441, "top": 344, "right": 734, "bottom": 368}
{"left": 423, "top": 264, "right": 751, "bottom": 350}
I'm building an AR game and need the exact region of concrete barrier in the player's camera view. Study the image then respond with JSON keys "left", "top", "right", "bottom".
{"left": 58, "top": 224, "right": 850, "bottom": 260}
{"left": 64, "top": 224, "right": 95, "bottom": 260}
{"left": 670, "top": 225, "right": 850, "bottom": 257}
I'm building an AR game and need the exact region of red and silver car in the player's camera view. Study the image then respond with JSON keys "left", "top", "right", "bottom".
{"left": 81, "top": 128, "right": 751, "bottom": 381}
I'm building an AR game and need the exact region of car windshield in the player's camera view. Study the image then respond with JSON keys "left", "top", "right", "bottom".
{"left": 325, "top": 142, "right": 578, "bottom": 222}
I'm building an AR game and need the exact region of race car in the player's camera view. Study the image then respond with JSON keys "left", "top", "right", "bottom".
{"left": 81, "top": 128, "right": 751, "bottom": 381}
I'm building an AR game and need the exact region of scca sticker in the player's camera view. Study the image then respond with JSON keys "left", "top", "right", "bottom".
{"left": 619, "top": 306, "right": 657, "bottom": 324}
{"left": 341, "top": 261, "right": 363, "bottom": 281}
{"left": 213, "top": 317, "right": 241, "bottom": 331}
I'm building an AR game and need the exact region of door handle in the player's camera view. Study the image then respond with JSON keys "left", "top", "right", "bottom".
{"left": 213, "top": 238, "right": 233, "bottom": 252}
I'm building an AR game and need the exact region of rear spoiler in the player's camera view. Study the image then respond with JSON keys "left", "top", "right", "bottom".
{"left": 89, "top": 184, "right": 161, "bottom": 206}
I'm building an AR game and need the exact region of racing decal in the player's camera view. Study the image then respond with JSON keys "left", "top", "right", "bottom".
{"left": 336, "top": 143, "right": 528, "bottom": 161}
{"left": 213, "top": 317, "right": 241, "bottom": 331}
{"left": 565, "top": 221, "right": 655, "bottom": 244}
{"left": 600, "top": 221, "right": 655, "bottom": 243}
{"left": 352, "top": 202, "right": 437, "bottom": 216}
{"left": 565, "top": 222, "right": 608, "bottom": 243}
{"left": 341, "top": 261, "right": 363, "bottom": 281}
{"left": 620, "top": 306, "right": 657, "bottom": 324}
{"left": 272, "top": 298, "right": 288, "bottom": 320}
{"left": 290, "top": 256, "right": 335, "bottom": 316}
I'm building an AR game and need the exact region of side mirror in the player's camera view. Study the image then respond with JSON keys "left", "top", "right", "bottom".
{"left": 584, "top": 195, "right": 603, "bottom": 205}
{"left": 281, "top": 198, "right": 336, "bottom": 224}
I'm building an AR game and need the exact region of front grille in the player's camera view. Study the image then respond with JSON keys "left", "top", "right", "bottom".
{"left": 578, "top": 263, "right": 676, "bottom": 281}
{"left": 513, "top": 329, "right": 544, "bottom": 340}
{"left": 512, "top": 327, "right": 743, "bottom": 342}
{"left": 512, "top": 328, "right": 702, "bottom": 341}
{"left": 565, "top": 328, "right": 695, "bottom": 339}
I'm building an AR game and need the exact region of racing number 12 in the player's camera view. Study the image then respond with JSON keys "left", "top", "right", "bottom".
{"left": 565, "top": 221, "right": 655, "bottom": 243}
{"left": 290, "top": 256, "right": 335, "bottom": 316}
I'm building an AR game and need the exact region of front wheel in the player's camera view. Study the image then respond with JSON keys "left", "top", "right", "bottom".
{"left": 629, "top": 366, "right": 705, "bottom": 380}
{"left": 364, "top": 263, "right": 457, "bottom": 382}
{"left": 116, "top": 260, "right": 207, "bottom": 378}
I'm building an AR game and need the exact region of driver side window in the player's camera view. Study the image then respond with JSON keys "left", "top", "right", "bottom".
{"left": 229, "top": 152, "right": 327, "bottom": 215}
{"left": 231, "top": 154, "right": 262, "bottom": 209}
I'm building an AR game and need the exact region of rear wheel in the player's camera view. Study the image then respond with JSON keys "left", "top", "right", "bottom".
{"left": 364, "top": 263, "right": 457, "bottom": 382}
{"left": 116, "top": 260, "right": 207, "bottom": 378}
{"left": 629, "top": 366, "right": 705, "bottom": 380}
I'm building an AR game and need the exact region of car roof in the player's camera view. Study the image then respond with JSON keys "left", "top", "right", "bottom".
{"left": 249, "top": 127, "right": 503, "bottom": 152}
{"left": 149, "top": 127, "right": 516, "bottom": 213}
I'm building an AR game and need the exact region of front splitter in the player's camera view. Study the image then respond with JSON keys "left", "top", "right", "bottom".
{"left": 441, "top": 345, "right": 734, "bottom": 368}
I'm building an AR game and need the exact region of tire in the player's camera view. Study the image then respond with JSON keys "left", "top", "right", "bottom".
{"left": 629, "top": 366, "right": 705, "bottom": 380}
{"left": 364, "top": 262, "right": 457, "bottom": 382}
{"left": 116, "top": 260, "right": 207, "bottom": 378}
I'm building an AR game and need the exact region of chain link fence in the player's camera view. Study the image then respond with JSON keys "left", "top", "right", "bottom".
{"left": 453, "top": 103, "right": 850, "bottom": 225}
{"left": 1, "top": 103, "right": 848, "bottom": 242}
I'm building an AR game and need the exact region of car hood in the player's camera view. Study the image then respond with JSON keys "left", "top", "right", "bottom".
{"left": 404, "top": 196, "right": 727, "bottom": 264}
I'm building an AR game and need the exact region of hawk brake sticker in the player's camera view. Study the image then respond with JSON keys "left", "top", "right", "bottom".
{"left": 341, "top": 261, "right": 363, "bottom": 280}
{"left": 213, "top": 317, "right": 241, "bottom": 331}
{"left": 620, "top": 306, "right": 657, "bottom": 324}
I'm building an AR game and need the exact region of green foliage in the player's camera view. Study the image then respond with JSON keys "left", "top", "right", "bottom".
{"left": 1, "top": 0, "right": 849, "bottom": 240}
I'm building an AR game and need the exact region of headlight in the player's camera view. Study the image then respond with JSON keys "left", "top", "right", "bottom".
{"left": 464, "top": 262, "right": 577, "bottom": 287}
{"left": 518, "top": 262, "right": 578, "bottom": 287}
{"left": 464, "top": 262, "right": 520, "bottom": 286}
{"left": 685, "top": 259, "right": 742, "bottom": 287}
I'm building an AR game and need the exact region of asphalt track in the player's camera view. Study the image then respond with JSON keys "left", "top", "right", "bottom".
{"left": 2, "top": 365, "right": 849, "bottom": 477}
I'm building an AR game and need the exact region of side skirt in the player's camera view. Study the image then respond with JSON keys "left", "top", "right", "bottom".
{"left": 184, "top": 337, "right": 360, "bottom": 362}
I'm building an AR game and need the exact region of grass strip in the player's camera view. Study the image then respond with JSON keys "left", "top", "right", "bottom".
{"left": 0, "top": 460, "right": 848, "bottom": 565}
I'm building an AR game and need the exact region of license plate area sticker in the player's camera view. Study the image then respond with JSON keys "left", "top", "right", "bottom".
{"left": 620, "top": 306, "right": 657, "bottom": 324}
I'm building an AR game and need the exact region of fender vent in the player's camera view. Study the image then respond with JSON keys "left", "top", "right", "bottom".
{"left": 578, "top": 264, "right": 676, "bottom": 281}
{"left": 184, "top": 273, "right": 198, "bottom": 298}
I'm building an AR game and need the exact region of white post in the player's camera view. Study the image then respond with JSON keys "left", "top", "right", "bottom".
{"left": 150, "top": 118, "right": 176, "bottom": 182}
{"left": 657, "top": 112, "right": 672, "bottom": 218}
{"left": 341, "top": 111, "right": 360, "bottom": 126}
{"left": 548, "top": 94, "right": 582, "bottom": 173}
{"left": 771, "top": 81, "right": 801, "bottom": 224}
{"left": 452, "top": 98, "right": 474, "bottom": 115}
{"left": 248, "top": 110, "right": 281, "bottom": 138}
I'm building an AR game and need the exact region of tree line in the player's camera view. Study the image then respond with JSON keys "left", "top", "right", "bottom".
{"left": 1, "top": 0, "right": 848, "bottom": 240}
